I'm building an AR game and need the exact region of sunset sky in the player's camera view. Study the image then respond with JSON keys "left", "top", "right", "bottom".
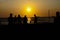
{"left": 0, "top": 0, "right": 60, "bottom": 18}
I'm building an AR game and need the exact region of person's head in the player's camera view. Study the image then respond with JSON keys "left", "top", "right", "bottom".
{"left": 15, "top": 15, "right": 16, "bottom": 17}
{"left": 34, "top": 14, "right": 36, "bottom": 16}
{"left": 56, "top": 11, "right": 60, "bottom": 17}
{"left": 24, "top": 15, "right": 27, "bottom": 17}
{"left": 10, "top": 13, "right": 13, "bottom": 17}
{"left": 18, "top": 14, "right": 20, "bottom": 17}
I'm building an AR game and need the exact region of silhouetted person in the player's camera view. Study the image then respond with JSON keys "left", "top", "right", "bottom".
{"left": 8, "top": 13, "right": 13, "bottom": 25}
{"left": 13, "top": 15, "right": 17, "bottom": 24}
{"left": 0, "top": 20, "right": 1, "bottom": 25}
{"left": 23, "top": 15, "right": 28, "bottom": 24}
{"left": 34, "top": 14, "right": 37, "bottom": 24}
{"left": 30, "top": 21, "right": 31, "bottom": 24}
{"left": 17, "top": 15, "right": 22, "bottom": 24}
{"left": 54, "top": 11, "right": 60, "bottom": 23}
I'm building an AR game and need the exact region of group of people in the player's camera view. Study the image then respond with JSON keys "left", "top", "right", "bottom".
{"left": 8, "top": 13, "right": 37, "bottom": 24}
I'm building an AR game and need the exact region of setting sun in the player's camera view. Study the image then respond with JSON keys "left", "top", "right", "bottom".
{"left": 26, "top": 7, "right": 31, "bottom": 12}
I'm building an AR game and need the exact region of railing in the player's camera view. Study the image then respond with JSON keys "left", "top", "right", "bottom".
{"left": 0, "top": 17, "right": 54, "bottom": 25}
{"left": 30, "top": 17, "right": 54, "bottom": 23}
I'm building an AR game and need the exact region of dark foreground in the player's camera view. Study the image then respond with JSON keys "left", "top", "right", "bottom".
{"left": 0, "top": 23, "right": 60, "bottom": 32}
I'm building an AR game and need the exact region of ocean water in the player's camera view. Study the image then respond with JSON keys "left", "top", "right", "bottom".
{"left": 0, "top": 17, "right": 54, "bottom": 25}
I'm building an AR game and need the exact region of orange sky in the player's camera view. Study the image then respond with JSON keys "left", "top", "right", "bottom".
{"left": 0, "top": 0, "right": 60, "bottom": 18}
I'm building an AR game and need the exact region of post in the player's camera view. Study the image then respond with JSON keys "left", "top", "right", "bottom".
{"left": 48, "top": 10, "right": 50, "bottom": 23}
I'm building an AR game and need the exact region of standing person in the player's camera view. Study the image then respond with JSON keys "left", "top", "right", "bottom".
{"left": 13, "top": 15, "right": 17, "bottom": 24}
{"left": 54, "top": 11, "right": 60, "bottom": 24}
{"left": 34, "top": 14, "right": 37, "bottom": 24}
{"left": 0, "top": 20, "right": 1, "bottom": 25}
{"left": 17, "top": 14, "right": 22, "bottom": 24}
{"left": 23, "top": 15, "right": 28, "bottom": 24}
{"left": 8, "top": 13, "right": 13, "bottom": 25}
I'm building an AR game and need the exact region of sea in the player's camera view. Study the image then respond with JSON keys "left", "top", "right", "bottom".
{"left": 0, "top": 17, "right": 54, "bottom": 25}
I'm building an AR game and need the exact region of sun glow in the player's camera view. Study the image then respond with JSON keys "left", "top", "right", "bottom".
{"left": 26, "top": 7, "right": 31, "bottom": 12}
{"left": 20, "top": 5, "right": 36, "bottom": 17}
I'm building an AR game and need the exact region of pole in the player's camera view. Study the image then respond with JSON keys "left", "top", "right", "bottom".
{"left": 48, "top": 10, "right": 50, "bottom": 23}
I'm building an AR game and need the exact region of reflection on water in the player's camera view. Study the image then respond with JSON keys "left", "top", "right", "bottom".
{"left": 27, "top": 18, "right": 31, "bottom": 24}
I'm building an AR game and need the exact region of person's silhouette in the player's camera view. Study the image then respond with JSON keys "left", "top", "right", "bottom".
{"left": 13, "top": 15, "right": 17, "bottom": 24}
{"left": 8, "top": 13, "right": 13, "bottom": 25}
{"left": 0, "top": 20, "right": 1, "bottom": 25}
{"left": 17, "top": 15, "right": 22, "bottom": 24}
{"left": 54, "top": 11, "right": 60, "bottom": 23}
{"left": 23, "top": 15, "right": 28, "bottom": 24}
{"left": 34, "top": 14, "right": 37, "bottom": 24}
